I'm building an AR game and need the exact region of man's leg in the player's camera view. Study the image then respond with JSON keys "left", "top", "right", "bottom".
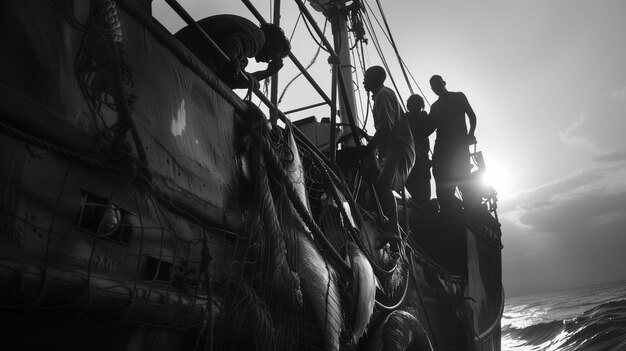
{"left": 406, "top": 170, "right": 427, "bottom": 205}
{"left": 433, "top": 158, "right": 457, "bottom": 215}
{"left": 415, "top": 170, "right": 432, "bottom": 212}
{"left": 454, "top": 155, "right": 476, "bottom": 210}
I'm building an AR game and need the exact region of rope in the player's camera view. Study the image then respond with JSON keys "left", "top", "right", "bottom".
{"left": 374, "top": 261, "right": 411, "bottom": 310}
{"left": 0, "top": 121, "right": 126, "bottom": 175}
{"left": 72, "top": 0, "right": 151, "bottom": 185}
{"left": 360, "top": 0, "right": 428, "bottom": 110}
{"left": 299, "top": 3, "right": 330, "bottom": 53}
{"left": 374, "top": 0, "right": 414, "bottom": 96}
{"left": 349, "top": 38, "right": 368, "bottom": 128}
{"left": 361, "top": 0, "right": 406, "bottom": 110}
{"left": 278, "top": 19, "right": 328, "bottom": 105}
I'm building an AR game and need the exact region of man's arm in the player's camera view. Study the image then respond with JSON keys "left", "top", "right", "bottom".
{"left": 363, "top": 124, "right": 390, "bottom": 155}
{"left": 362, "top": 90, "right": 395, "bottom": 155}
{"left": 463, "top": 93, "right": 477, "bottom": 144}
{"left": 423, "top": 113, "right": 437, "bottom": 138}
{"left": 249, "top": 59, "right": 284, "bottom": 82}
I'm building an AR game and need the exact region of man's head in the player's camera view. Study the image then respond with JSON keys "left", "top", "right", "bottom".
{"left": 256, "top": 23, "right": 291, "bottom": 62}
{"left": 363, "top": 66, "right": 386, "bottom": 93}
{"left": 429, "top": 75, "right": 447, "bottom": 96}
{"left": 407, "top": 94, "right": 425, "bottom": 112}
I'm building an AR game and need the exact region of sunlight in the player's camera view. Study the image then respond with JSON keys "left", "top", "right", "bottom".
{"left": 481, "top": 165, "right": 513, "bottom": 199}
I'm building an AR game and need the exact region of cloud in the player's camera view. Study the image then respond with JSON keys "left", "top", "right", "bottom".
{"left": 593, "top": 151, "right": 626, "bottom": 163}
{"left": 610, "top": 86, "right": 626, "bottom": 101}
{"left": 501, "top": 162, "right": 626, "bottom": 228}
{"left": 558, "top": 90, "right": 626, "bottom": 159}
{"left": 500, "top": 161, "right": 626, "bottom": 295}
{"left": 559, "top": 113, "right": 600, "bottom": 153}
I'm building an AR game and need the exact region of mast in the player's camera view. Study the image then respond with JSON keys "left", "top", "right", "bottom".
{"left": 309, "top": 0, "right": 360, "bottom": 146}
{"left": 270, "top": 0, "right": 281, "bottom": 124}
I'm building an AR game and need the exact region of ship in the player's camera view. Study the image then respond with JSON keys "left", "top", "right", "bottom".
{"left": 0, "top": 0, "right": 503, "bottom": 350}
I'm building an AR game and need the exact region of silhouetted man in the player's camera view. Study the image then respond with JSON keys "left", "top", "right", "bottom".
{"left": 175, "top": 15, "right": 290, "bottom": 89}
{"left": 429, "top": 75, "right": 477, "bottom": 215}
{"left": 362, "top": 66, "right": 415, "bottom": 247}
{"left": 404, "top": 94, "right": 435, "bottom": 213}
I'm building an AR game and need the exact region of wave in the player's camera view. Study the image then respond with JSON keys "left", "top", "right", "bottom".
{"left": 503, "top": 298, "right": 626, "bottom": 351}
{"left": 502, "top": 320, "right": 565, "bottom": 346}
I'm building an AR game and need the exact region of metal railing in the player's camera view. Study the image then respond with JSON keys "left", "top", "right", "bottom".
{"left": 163, "top": 0, "right": 364, "bottom": 160}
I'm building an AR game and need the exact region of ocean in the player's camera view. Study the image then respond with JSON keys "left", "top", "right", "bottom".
{"left": 502, "top": 280, "right": 626, "bottom": 351}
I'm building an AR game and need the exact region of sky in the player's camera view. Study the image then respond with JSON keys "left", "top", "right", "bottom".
{"left": 152, "top": 0, "right": 626, "bottom": 297}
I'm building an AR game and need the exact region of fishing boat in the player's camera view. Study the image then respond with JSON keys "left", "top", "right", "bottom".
{"left": 0, "top": 0, "right": 503, "bottom": 350}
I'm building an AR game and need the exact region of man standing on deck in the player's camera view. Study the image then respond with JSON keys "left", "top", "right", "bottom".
{"left": 404, "top": 94, "right": 435, "bottom": 214}
{"left": 361, "top": 66, "right": 415, "bottom": 247}
{"left": 428, "top": 75, "right": 477, "bottom": 215}
{"left": 175, "top": 15, "right": 290, "bottom": 89}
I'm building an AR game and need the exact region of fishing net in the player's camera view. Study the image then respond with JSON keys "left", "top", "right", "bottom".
{"left": 0, "top": 129, "right": 226, "bottom": 350}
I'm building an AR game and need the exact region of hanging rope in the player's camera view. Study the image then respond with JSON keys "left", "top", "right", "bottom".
{"left": 300, "top": 3, "right": 330, "bottom": 53}
{"left": 73, "top": 0, "right": 151, "bottom": 186}
{"left": 279, "top": 19, "right": 329, "bottom": 104}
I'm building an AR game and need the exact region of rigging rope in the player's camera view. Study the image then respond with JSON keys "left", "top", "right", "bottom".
{"left": 361, "top": 3, "right": 406, "bottom": 110}
{"left": 288, "top": 12, "right": 302, "bottom": 41}
{"left": 359, "top": 0, "right": 429, "bottom": 110}
{"left": 355, "top": 40, "right": 371, "bottom": 129}
{"left": 300, "top": 3, "right": 330, "bottom": 53}
{"left": 374, "top": 0, "right": 414, "bottom": 96}
{"left": 279, "top": 18, "right": 328, "bottom": 105}
{"left": 349, "top": 34, "right": 367, "bottom": 128}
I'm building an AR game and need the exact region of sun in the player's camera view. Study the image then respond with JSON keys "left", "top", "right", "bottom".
{"left": 481, "top": 165, "right": 513, "bottom": 199}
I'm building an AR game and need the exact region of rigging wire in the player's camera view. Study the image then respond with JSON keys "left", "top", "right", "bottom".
{"left": 351, "top": 14, "right": 372, "bottom": 131}
{"left": 374, "top": 0, "right": 414, "bottom": 96}
{"left": 300, "top": 3, "right": 329, "bottom": 53}
{"left": 361, "top": 3, "right": 406, "bottom": 110}
{"left": 362, "top": 0, "right": 392, "bottom": 45}
{"left": 349, "top": 34, "right": 367, "bottom": 129}
{"left": 278, "top": 18, "right": 329, "bottom": 104}
{"left": 288, "top": 12, "right": 303, "bottom": 42}
{"left": 400, "top": 56, "right": 432, "bottom": 107}
{"left": 360, "top": 0, "right": 429, "bottom": 109}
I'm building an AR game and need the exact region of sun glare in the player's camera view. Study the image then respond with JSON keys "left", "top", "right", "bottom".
{"left": 481, "top": 165, "right": 513, "bottom": 199}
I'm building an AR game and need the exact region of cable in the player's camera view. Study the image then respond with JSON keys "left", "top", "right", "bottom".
{"left": 288, "top": 12, "right": 303, "bottom": 42}
{"left": 360, "top": 0, "right": 429, "bottom": 109}
{"left": 349, "top": 35, "right": 367, "bottom": 128}
{"left": 300, "top": 3, "right": 329, "bottom": 53}
{"left": 361, "top": 3, "right": 406, "bottom": 110}
{"left": 278, "top": 19, "right": 328, "bottom": 104}
{"left": 375, "top": 0, "right": 414, "bottom": 96}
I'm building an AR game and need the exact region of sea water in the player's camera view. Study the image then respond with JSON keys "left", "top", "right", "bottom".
{"left": 502, "top": 280, "right": 626, "bottom": 351}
